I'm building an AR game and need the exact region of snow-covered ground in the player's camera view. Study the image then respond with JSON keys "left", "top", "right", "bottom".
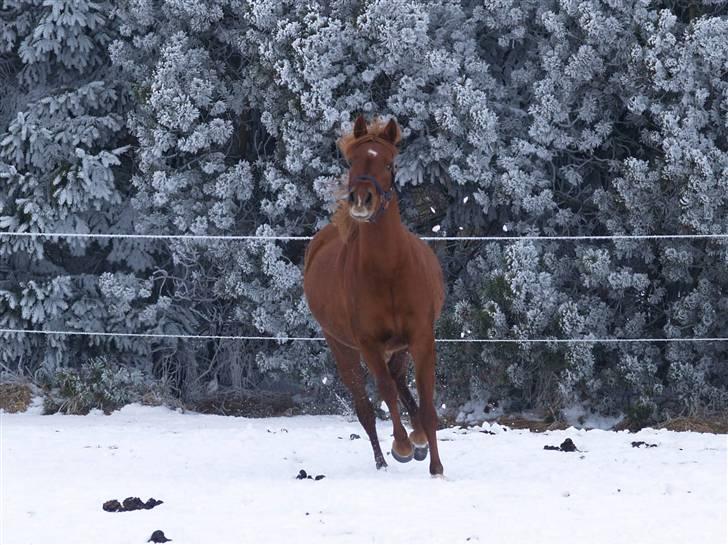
{"left": 1, "top": 404, "right": 726, "bottom": 544}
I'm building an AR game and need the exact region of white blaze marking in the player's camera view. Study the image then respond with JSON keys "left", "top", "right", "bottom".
{"left": 367, "top": 149, "right": 378, "bottom": 157}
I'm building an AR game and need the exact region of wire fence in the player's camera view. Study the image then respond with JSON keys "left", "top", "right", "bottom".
{"left": 2, "top": 230, "right": 727, "bottom": 344}
{"left": 2, "top": 231, "right": 728, "bottom": 242}
{"left": 1, "top": 328, "right": 727, "bottom": 344}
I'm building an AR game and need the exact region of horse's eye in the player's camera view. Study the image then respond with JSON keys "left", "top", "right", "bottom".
{"left": 386, "top": 164, "right": 392, "bottom": 171}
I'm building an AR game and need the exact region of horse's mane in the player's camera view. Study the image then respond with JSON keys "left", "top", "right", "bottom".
{"left": 333, "top": 118, "right": 401, "bottom": 242}
{"left": 332, "top": 200, "right": 357, "bottom": 243}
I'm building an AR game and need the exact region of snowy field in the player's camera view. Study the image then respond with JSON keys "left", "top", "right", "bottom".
{"left": 1, "top": 404, "right": 726, "bottom": 544}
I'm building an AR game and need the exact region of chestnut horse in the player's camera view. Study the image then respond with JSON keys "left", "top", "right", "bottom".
{"left": 303, "top": 115, "right": 445, "bottom": 476}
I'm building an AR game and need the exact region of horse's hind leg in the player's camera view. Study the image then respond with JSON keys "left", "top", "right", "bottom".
{"left": 410, "top": 336, "right": 444, "bottom": 476}
{"left": 388, "top": 351, "right": 428, "bottom": 461}
{"left": 324, "top": 333, "right": 386, "bottom": 470}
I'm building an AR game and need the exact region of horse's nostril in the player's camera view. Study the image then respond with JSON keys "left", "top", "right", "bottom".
{"left": 348, "top": 191, "right": 355, "bottom": 203}
{"left": 365, "top": 192, "right": 373, "bottom": 205}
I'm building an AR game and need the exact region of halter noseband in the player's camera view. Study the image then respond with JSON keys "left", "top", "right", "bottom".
{"left": 350, "top": 173, "right": 396, "bottom": 223}
{"left": 347, "top": 134, "right": 398, "bottom": 224}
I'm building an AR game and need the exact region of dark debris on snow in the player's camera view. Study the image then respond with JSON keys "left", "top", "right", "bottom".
{"left": 544, "top": 438, "right": 579, "bottom": 452}
{"left": 631, "top": 441, "right": 658, "bottom": 448}
{"left": 148, "top": 530, "right": 171, "bottom": 543}
{"left": 296, "top": 469, "right": 326, "bottom": 480}
{"left": 103, "top": 497, "right": 163, "bottom": 512}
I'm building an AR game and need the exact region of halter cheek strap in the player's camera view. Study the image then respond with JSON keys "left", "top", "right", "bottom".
{"left": 350, "top": 172, "right": 396, "bottom": 223}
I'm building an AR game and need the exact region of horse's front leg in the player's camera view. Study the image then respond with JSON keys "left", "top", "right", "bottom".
{"left": 360, "top": 345, "right": 414, "bottom": 464}
{"left": 324, "top": 333, "right": 386, "bottom": 469}
{"left": 410, "top": 335, "right": 444, "bottom": 476}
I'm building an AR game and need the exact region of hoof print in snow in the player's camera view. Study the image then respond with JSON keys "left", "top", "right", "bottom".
{"left": 104, "top": 497, "right": 164, "bottom": 512}
{"left": 350, "top": 433, "right": 360, "bottom": 440}
{"left": 148, "top": 530, "right": 171, "bottom": 543}
{"left": 315, "top": 475, "right": 325, "bottom": 480}
{"left": 631, "top": 441, "right": 657, "bottom": 448}
{"left": 479, "top": 430, "right": 495, "bottom": 435}
{"left": 544, "top": 438, "right": 579, "bottom": 452}
{"left": 103, "top": 500, "right": 122, "bottom": 512}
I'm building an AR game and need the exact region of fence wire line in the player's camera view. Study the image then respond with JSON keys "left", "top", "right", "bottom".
{"left": 2, "top": 231, "right": 728, "bottom": 242}
{"left": 2, "top": 230, "right": 727, "bottom": 344}
{"left": 0, "top": 328, "right": 726, "bottom": 343}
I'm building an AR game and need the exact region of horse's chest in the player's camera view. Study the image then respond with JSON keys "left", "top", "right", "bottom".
{"left": 346, "top": 276, "right": 407, "bottom": 337}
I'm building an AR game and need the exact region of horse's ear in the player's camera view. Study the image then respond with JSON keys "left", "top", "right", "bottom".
{"left": 381, "top": 118, "right": 401, "bottom": 146}
{"left": 353, "top": 115, "right": 368, "bottom": 138}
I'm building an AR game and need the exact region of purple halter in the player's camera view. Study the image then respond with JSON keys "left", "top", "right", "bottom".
{"left": 350, "top": 173, "right": 396, "bottom": 223}
{"left": 347, "top": 134, "right": 398, "bottom": 223}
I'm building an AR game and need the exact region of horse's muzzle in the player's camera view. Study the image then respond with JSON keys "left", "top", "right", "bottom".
{"left": 348, "top": 186, "right": 375, "bottom": 221}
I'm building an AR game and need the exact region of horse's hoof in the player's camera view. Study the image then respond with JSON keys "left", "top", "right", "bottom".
{"left": 429, "top": 462, "right": 444, "bottom": 476}
{"left": 391, "top": 448, "right": 414, "bottom": 463}
{"left": 391, "top": 440, "right": 414, "bottom": 463}
{"left": 413, "top": 444, "right": 429, "bottom": 461}
{"left": 376, "top": 458, "right": 388, "bottom": 470}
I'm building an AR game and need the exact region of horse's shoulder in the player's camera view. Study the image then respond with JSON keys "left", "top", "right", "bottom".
{"left": 304, "top": 224, "right": 339, "bottom": 273}
{"left": 406, "top": 231, "right": 436, "bottom": 260}
{"left": 316, "top": 222, "right": 339, "bottom": 240}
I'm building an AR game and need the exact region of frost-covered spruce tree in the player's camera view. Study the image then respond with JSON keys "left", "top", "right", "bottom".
{"left": 3, "top": 0, "right": 725, "bottom": 417}
{"left": 239, "top": 0, "right": 579, "bottom": 411}
{"left": 451, "top": 1, "right": 728, "bottom": 420}
{"left": 0, "top": 1, "right": 165, "bottom": 381}
{"left": 111, "top": 0, "right": 328, "bottom": 399}
{"left": 598, "top": 7, "right": 728, "bottom": 418}
{"left": 449, "top": 0, "right": 655, "bottom": 415}
{"left": 228, "top": 0, "right": 727, "bottom": 417}
{"left": 236, "top": 0, "right": 515, "bottom": 406}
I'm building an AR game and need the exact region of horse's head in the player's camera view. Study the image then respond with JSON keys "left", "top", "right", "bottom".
{"left": 339, "top": 115, "right": 401, "bottom": 223}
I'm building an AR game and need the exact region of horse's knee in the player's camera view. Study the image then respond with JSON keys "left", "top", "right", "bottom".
{"left": 418, "top": 400, "right": 439, "bottom": 431}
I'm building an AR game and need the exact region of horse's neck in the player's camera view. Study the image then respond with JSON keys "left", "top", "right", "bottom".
{"left": 355, "top": 200, "right": 407, "bottom": 272}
